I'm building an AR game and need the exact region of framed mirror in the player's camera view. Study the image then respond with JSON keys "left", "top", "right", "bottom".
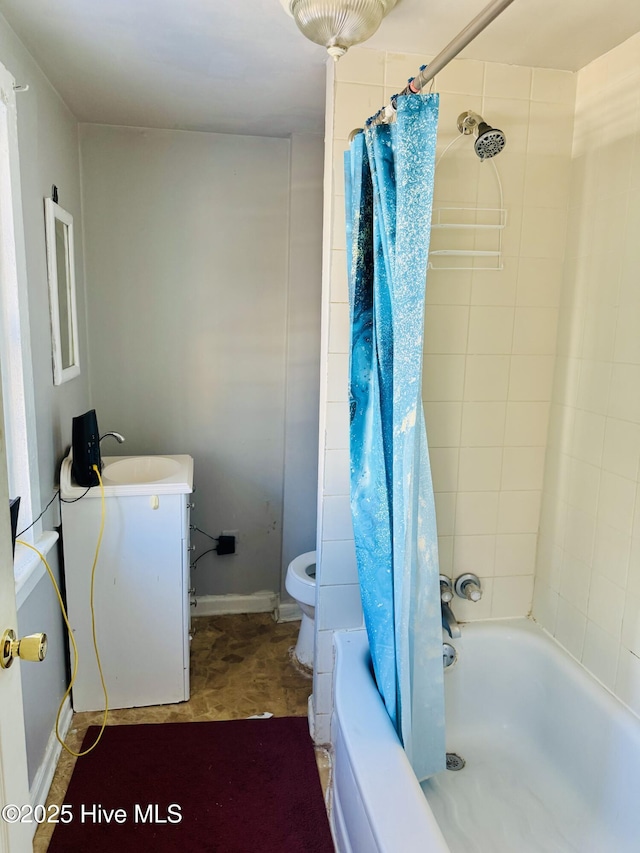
{"left": 44, "top": 197, "right": 80, "bottom": 384}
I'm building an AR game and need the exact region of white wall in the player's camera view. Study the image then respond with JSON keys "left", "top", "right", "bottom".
{"left": 80, "top": 124, "right": 297, "bottom": 597}
{"left": 313, "top": 49, "right": 576, "bottom": 743}
{"left": 533, "top": 31, "right": 640, "bottom": 710}
{"left": 0, "top": 13, "right": 90, "bottom": 785}
{"left": 280, "top": 133, "right": 323, "bottom": 592}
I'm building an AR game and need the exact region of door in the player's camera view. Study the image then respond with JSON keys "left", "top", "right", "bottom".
{"left": 0, "top": 392, "right": 32, "bottom": 852}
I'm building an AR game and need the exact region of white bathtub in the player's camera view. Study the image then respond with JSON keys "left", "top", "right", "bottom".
{"left": 331, "top": 618, "right": 640, "bottom": 853}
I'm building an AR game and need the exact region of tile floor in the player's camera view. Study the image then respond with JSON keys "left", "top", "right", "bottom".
{"left": 33, "top": 613, "right": 331, "bottom": 852}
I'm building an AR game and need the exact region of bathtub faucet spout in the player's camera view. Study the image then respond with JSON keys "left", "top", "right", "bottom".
{"left": 441, "top": 600, "right": 461, "bottom": 639}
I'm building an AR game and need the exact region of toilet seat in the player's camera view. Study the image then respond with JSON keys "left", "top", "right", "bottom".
{"left": 285, "top": 550, "right": 316, "bottom": 607}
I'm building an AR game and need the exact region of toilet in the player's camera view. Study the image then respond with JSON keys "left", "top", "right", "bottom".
{"left": 285, "top": 550, "right": 317, "bottom": 669}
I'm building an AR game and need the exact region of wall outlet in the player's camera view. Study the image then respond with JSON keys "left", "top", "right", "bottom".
{"left": 218, "top": 529, "right": 238, "bottom": 556}
{"left": 222, "top": 529, "right": 239, "bottom": 545}
{"left": 215, "top": 535, "right": 235, "bottom": 556}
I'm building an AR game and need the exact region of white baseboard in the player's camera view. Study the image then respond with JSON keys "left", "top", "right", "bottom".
{"left": 194, "top": 591, "right": 279, "bottom": 616}
{"left": 30, "top": 696, "right": 73, "bottom": 822}
{"left": 276, "top": 601, "right": 302, "bottom": 623}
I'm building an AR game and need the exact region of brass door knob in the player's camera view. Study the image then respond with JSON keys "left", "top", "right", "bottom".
{"left": 1, "top": 629, "right": 48, "bottom": 669}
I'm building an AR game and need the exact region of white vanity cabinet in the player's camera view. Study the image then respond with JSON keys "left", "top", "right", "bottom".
{"left": 60, "top": 454, "right": 194, "bottom": 712}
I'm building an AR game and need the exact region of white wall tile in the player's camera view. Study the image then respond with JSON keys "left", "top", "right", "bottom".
{"left": 571, "top": 409, "right": 605, "bottom": 466}
{"left": 608, "top": 364, "right": 640, "bottom": 423}
{"left": 592, "top": 522, "right": 631, "bottom": 589}
{"left": 566, "top": 457, "right": 600, "bottom": 517}
{"left": 335, "top": 47, "right": 385, "bottom": 85}
{"left": 453, "top": 534, "right": 496, "bottom": 576}
{"left": 424, "top": 402, "right": 462, "bottom": 447}
{"left": 491, "top": 575, "right": 534, "bottom": 617}
{"left": 427, "top": 268, "right": 472, "bottom": 306}
{"left": 333, "top": 82, "right": 385, "bottom": 139}
{"left": 467, "top": 307, "right": 514, "bottom": 354}
{"left": 582, "top": 619, "right": 619, "bottom": 690}
{"left": 313, "top": 671, "right": 334, "bottom": 715}
{"left": 576, "top": 360, "right": 612, "bottom": 415}
{"left": 597, "top": 471, "right": 636, "bottom": 535}
{"left": 621, "top": 592, "right": 640, "bottom": 658}
{"left": 519, "top": 207, "right": 568, "bottom": 260}
{"left": 508, "top": 355, "right": 556, "bottom": 400}
{"left": 630, "top": 538, "right": 640, "bottom": 598}
{"left": 325, "top": 401, "right": 350, "bottom": 449}
{"left": 512, "top": 307, "right": 558, "bottom": 354}
{"left": 317, "top": 583, "right": 363, "bottom": 631}
{"left": 437, "top": 535, "right": 454, "bottom": 575}
{"left": 469, "top": 259, "right": 518, "bottom": 307}
{"left": 385, "top": 52, "right": 434, "bottom": 88}
{"left": 461, "top": 402, "right": 506, "bottom": 446}
{"left": 587, "top": 573, "right": 625, "bottom": 638}
{"left": 315, "top": 629, "right": 336, "bottom": 674}
{"left": 523, "top": 155, "right": 572, "bottom": 209}
{"left": 497, "top": 490, "right": 541, "bottom": 533}
{"left": 494, "top": 533, "right": 537, "bottom": 576}
{"left": 429, "top": 447, "right": 459, "bottom": 492}
{"left": 322, "top": 495, "right": 353, "bottom": 541}
{"left": 324, "top": 448, "right": 350, "bottom": 495}
{"left": 326, "top": 353, "right": 348, "bottom": 401}
{"left": 501, "top": 446, "right": 545, "bottom": 491}
{"left": 504, "top": 402, "right": 550, "bottom": 446}
{"left": 614, "top": 308, "right": 640, "bottom": 365}
{"left": 531, "top": 68, "right": 576, "bottom": 105}
{"left": 455, "top": 492, "right": 499, "bottom": 535}
{"left": 516, "top": 258, "right": 563, "bottom": 307}
{"left": 555, "top": 597, "right": 587, "bottom": 660}
{"left": 312, "top": 712, "right": 332, "bottom": 746}
{"left": 581, "top": 305, "right": 617, "bottom": 361}
{"left": 527, "top": 101, "right": 574, "bottom": 156}
{"left": 328, "top": 302, "right": 350, "bottom": 353}
{"left": 320, "top": 539, "right": 359, "bottom": 586}
{"left": 330, "top": 250, "right": 349, "bottom": 303}
{"left": 435, "top": 493, "right": 456, "bottom": 537}
{"left": 435, "top": 58, "right": 484, "bottom": 95}
{"left": 458, "top": 447, "right": 502, "bottom": 491}
{"left": 532, "top": 580, "right": 559, "bottom": 634}
{"left": 484, "top": 63, "right": 532, "bottom": 100}
{"left": 560, "top": 553, "right": 591, "bottom": 614}
{"left": 423, "top": 354, "right": 466, "bottom": 401}
{"left": 332, "top": 202, "right": 346, "bottom": 250}
{"left": 483, "top": 97, "right": 530, "bottom": 154}
{"left": 564, "top": 506, "right": 596, "bottom": 567}
{"left": 424, "top": 305, "right": 469, "bottom": 353}
{"left": 616, "top": 648, "right": 640, "bottom": 717}
{"left": 464, "top": 355, "right": 511, "bottom": 401}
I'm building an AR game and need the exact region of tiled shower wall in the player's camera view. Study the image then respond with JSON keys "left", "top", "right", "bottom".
{"left": 532, "top": 32, "right": 640, "bottom": 714}
{"left": 313, "top": 48, "right": 576, "bottom": 742}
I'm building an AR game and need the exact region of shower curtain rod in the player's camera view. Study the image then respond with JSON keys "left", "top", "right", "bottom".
{"left": 352, "top": 0, "right": 516, "bottom": 135}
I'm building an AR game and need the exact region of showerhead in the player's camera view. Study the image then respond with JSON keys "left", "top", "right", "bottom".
{"left": 457, "top": 111, "right": 506, "bottom": 160}
{"left": 474, "top": 122, "right": 507, "bottom": 160}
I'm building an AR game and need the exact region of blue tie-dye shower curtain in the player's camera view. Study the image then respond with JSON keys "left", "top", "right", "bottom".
{"left": 344, "top": 94, "right": 445, "bottom": 781}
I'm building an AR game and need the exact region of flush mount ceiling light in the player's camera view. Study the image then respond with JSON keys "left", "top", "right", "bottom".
{"left": 280, "top": 0, "right": 399, "bottom": 61}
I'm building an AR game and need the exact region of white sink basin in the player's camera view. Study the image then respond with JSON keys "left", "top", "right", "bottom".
{"left": 61, "top": 452, "right": 193, "bottom": 498}
{"left": 102, "top": 455, "right": 182, "bottom": 484}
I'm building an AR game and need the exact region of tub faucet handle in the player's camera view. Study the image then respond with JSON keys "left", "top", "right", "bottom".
{"left": 439, "top": 575, "right": 453, "bottom": 603}
{"left": 455, "top": 573, "right": 482, "bottom": 602}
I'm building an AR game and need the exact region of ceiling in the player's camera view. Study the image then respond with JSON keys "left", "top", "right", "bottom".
{"left": 0, "top": 0, "right": 639, "bottom": 138}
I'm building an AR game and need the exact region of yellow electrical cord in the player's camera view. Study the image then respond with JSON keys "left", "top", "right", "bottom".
{"left": 16, "top": 463, "right": 109, "bottom": 757}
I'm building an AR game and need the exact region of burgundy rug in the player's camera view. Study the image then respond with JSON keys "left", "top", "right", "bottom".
{"left": 47, "top": 717, "right": 334, "bottom": 852}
